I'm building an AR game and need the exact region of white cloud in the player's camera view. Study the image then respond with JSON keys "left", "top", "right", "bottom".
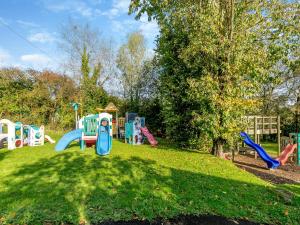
{"left": 21, "top": 54, "right": 51, "bottom": 67}
{"left": 102, "top": 0, "right": 130, "bottom": 18}
{"left": 138, "top": 15, "right": 159, "bottom": 44}
{"left": 17, "top": 20, "right": 39, "bottom": 28}
{"left": 114, "top": 0, "right": 131, "bottom": 13}
{"left": 139, "top": 21, "right": 159, "bottom": 41}
{"left": 28, "top": 32, "right": 56, "bottom": 43}
{"left": 43, "top": 0, "right": 94, "bottom": 17}
{"left": 0, "top": 48, "right": 12, "bottom": 66}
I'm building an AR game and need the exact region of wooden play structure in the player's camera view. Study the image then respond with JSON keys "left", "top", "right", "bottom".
{"left": 243, "top": 116, "right": 281, "bottom": 156}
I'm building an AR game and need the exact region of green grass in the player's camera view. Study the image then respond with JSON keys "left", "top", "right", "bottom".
{"left": 261, "top": 141, "right": 279, "bottom": 157}
{"left": 0, "top": 133, "right": 299, "bottom": 225}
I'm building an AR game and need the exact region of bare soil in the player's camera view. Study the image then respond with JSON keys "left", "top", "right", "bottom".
{"left": 234, "top": 154, "right": 300, "bottom": 184}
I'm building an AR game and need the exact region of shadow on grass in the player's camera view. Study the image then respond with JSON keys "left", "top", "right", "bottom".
{"left": 0, "top": 152, "right": 299, "bottom": 224}
{"left": 0, "top": 150, "right": 11, "bottom": 161}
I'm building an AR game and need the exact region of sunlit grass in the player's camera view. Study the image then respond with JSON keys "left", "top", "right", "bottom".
{"left": 261, "top": 141, "right": 279, "bottom": 157}
{"left": 0, "top": 133, "right": 299, "bottom": 224}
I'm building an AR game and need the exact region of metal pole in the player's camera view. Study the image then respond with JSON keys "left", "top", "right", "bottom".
{"left": 75, "top": 110, "right": 78, "bottom": 129}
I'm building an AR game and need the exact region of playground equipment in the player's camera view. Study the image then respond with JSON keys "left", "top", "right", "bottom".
{"left": 241, "top": 116, "right": 299, "bottom": 167}
{"left": 26, "top": 125, "right": 45, "bottom": 146}
{"left": 287, "top": 133, "right": 300, "bottom": 166}
{"left": 45, "top": 135, "right": 56, "bottom": 144}
{"left": 125, "top": 113, "right": 157, "bottom": 146}
{"left": 118, "top": 117, "right": 125, "bottom": 138}
{"left": 0, "top": 119, "right": 54, "bottom": 150}
{"left": 15, "top": 122, "right": 24, "bottom": 148}
{"left": 55, "top": 113, "right": 112, "bottom": 156}
{"left": 0, "top": 119, "right": 16, "bottom": 150}
{"left": 71, "top": 102, "right": 80, "bottom": 129}
{"left": 241, "top": 132, "right": 280, "bottom": 169}
{"left": 243, "top": 116, "right": 281, "bottom": 156}
{"left": 97, "top": 102, "right": 119, "bottom": 138}
{"left": 241, "top": 132, "right": 298, "bottom": 169}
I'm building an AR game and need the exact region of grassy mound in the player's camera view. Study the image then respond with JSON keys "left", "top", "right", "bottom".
{"left": 0, "top": 134, "right": 299, "bottom": 224}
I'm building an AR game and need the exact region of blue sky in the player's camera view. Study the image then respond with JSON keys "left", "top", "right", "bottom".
{"left": 0, "top": 0, "right": 159, "bottom": 71}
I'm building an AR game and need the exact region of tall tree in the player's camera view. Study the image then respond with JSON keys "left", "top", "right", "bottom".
{"left": 59, "top": 20, "right": 115, "bottom": 87}
{"left": 80, "top": 47, "right": 108, "bottom": 114}
{"left": 116, "top": 32, "right": 149, "bottom": 111}
{"left": 130, "top": 0, "right": 299, "bottom": 155}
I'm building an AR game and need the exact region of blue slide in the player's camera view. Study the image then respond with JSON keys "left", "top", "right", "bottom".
{"left": 96, "top": 126, "right": 111, "bottom": 156}
{"left": 55, "top": 129, "right": 82, "bottom": 152}
{"left": 240, "top": 132, "right": 279, "bottom": 169}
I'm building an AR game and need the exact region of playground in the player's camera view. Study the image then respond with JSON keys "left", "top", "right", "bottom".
{"left": 0, "top": 132, "right": 299, "bottom": 225}
{"left": 0, "top": 106, "right": 299, "bottom": 224}
{"left": 0, "top": 1, "right": 299, "bottom": 224}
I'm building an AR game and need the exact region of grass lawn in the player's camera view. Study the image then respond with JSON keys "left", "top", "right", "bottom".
{"left": 0, "top": 132, "right": 299, "bottom": 225}
{"left": 261, "top": 142, "right": 279, "bottom": 157}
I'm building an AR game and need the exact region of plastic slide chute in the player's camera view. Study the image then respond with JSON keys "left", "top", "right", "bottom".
{"left": 240, "top": 132, "right": 280, "bottom": 169}
{"left": 55, "top": 129, "right": 82, "bottom": 152}
{"left": 96, "top": 125, "right": 111, "bottom": 156}
{"left": 140, "top": 126, "right": 158, "bottom": 147}
{"left": 276, "top": 144, "right": 297, "bottom": 166}
{"left": 45, "top": 135, "right": 55, "bottom": 144}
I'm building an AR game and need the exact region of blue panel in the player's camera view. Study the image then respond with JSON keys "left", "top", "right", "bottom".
{"left": 96, "top": 125, "right": 111, "bottom": 156}
{"left": 55, "top": 129, "right": 82, "bottom": 151}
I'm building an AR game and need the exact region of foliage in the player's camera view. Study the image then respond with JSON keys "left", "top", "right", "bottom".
{"left": 0, "top": 137, "right": 299, "bottom": 224}
{"left": 130, "top": 0, "right": 300, "bottom": 154}
{"left": 116, "top": 32, "right": 151, "bottom": 112}
{"left": 59, "top": 20, "right": 115, "bottom": 87}
{"left": 80, "top": 47, "right": 108, "bottom": 114}
{"left": 0, "top": 68, "right": 77, "bottom": 129}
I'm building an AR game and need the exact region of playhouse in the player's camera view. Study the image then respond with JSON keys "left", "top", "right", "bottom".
{"left": 55, "top": 112, "right": 113, "bottom": 156}
{"left": 0, "top": 119, "right": 17, "bottom": 150}
{"left": 0, "top": 119, "right": 53, "bottom": 150}
{"left": 125, "top": 113, "right": 157, "bottom": 146}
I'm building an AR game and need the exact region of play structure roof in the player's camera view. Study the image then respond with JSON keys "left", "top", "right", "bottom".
{"left": 97, "top": 102, "right": 119, "bottom": 113}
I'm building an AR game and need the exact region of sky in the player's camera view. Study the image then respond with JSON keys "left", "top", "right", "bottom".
{"left": 0, "top": 0, "right": 159, "bottom": 71}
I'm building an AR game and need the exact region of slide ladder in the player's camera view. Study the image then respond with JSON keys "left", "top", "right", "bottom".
{"left": 240, "top": 132, "right": 279, "bottom": 169}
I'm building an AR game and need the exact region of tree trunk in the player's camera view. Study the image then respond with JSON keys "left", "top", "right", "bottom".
{"left": 212, "top": 139, "right": 224, "bottom": 157}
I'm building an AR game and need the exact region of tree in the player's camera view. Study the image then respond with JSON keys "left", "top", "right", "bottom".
{"left": 130, "top": 0, "right": 299, "bottom": 155}
{"left": 59, "top": 20, "right": 115, "bottom": 87}
{"left": 0, "top": 68, "right": 77, "bottom": 129}
{"left": 116, "top": 32, "right": 150, "bottom": 111}
{"left": 80, "top": 47, "right": 108, "bottom": 114}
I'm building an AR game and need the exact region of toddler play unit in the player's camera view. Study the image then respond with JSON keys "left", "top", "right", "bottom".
{"left": 125, "top": 112, "right": 158, "bottom": 146}
{"left": 240, "top": 116, "right": 299, "bottom": 169}
{"left": 24, "top": 125, "right": 45, "bottom": 146}
{"left": 0, "top": 119, "right": 55, "bottom": 150}
{"left": 55, "top": 113, "right": 112, "bottom": 156}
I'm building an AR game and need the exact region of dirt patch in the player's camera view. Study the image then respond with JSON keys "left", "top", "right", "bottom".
{"left": 96, "top": 215, "right": 264, "bottom": 225}
{"left": 234, "top": 154, "right": 300, "bottom": 184}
